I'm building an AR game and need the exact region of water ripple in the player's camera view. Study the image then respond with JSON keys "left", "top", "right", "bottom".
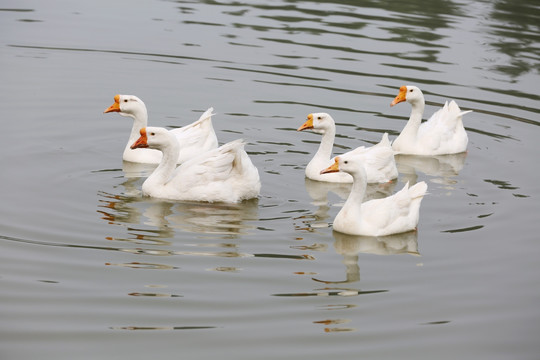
{"left": 8, "top": 44, "right": 232, "bottom": 64}
{"left": 110, "top": 325, "right": 216, "bottom": 331}
{"left": 272, "top": 289, "right": 388, "bottom": 297}
{"left": 0, "top": 234, "right": 314, "bottom": 262}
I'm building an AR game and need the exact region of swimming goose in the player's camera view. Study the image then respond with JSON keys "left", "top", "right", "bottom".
{"left": 390, "top": 86, "right": 472, "bottom": 155}
{"left": 104, "top": 94, "right": 218, "bottom": 164}
{"left": 130, "top": 127, "right": 260, "bottom": 203}
{"left": 297, "top": 113, "right": 398, "bottom": 183}
{"left": 321, "top": 154, "right": 427, "bottom": 236}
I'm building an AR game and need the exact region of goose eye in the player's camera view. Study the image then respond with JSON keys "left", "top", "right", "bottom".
{"left": 409, "top": 89, "right": 413, "bottom": 92}
{"left": 150, "top": 132, "right": 155, "bottom": 136}
{"left": 124, "top": 99, "right": 128, "bottom": 102}
{"left": 317, "top": 116, "right": 322, "bottom": 120}
{"left": 343, "top": 160, "right": 348, "bottom": 164}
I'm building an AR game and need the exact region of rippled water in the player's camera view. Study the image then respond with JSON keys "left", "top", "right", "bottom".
{"left": 1, "top": 1, "right": 539, "bottom": 359}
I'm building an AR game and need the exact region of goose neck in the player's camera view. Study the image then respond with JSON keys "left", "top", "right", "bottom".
{"left": 341, "top": 168, "right": 367, "bottom": 214}
{"left": 399, "top": 100, "right": 424, "bottom": 138}
{"left": 408, "top": 99, "right": 425, "bottom": 125}
{"left": 315, "top": 126, "right": 336, "bottom": 160}
{"left": 128, "top": 108, "right": 149, "bottom": 141}
{"left": 147, "top": 138, "right": 180, "bottom": 186}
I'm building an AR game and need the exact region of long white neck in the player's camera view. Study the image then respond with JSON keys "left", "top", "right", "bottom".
{"left": 126, "top": 107, "right": 149, "bottom": 144}
{"left": 405, "top": 99, "right": 424, "bottom": 133}
{"left": 339, "top": 166, "right": 367, "bottom": 219}
{"left": 122, "top": 108, "right": 149, "bottom": 158}
{"left": 396, "top": 98, "right": 425, "bottom": 143}
{"left": 309, "top": 126, "right": 335, "bottom": 168}
{"left": 143, "top": 137, "right": 180, "bottom": 190}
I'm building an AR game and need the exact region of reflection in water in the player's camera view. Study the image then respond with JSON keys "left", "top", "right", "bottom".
{"left": 208, "top": 266, "right": 242, "bottom": 272}
{"left": 128, "top": 292, "right": 183, "bottom": 298}
{"left": 314, "top": 318, "right": 356, "bottom": 333}
{"left": 110, "top": 325, "right": 217, "bottom": 331}
{"left": 272, "top": 288, "right": 386, "bottom": 297}
{"left": 181, "top": 0, "right": 466, "bottom": 68}
{"left": 334, "top": 230, "right": 419, "bottom": 256}
{"left": 395, "top": 153, "right": 466, "bottom": 187}
{"left": 278, "top": 230, "right": 416, "bottom": 333}
{"left": 97, "top": 175, "right": 315, "bottom": 263}
{"left": 301, "top": 178, "right": 351, "bottom": 229}
{"left": 298, "top": 178, "right": 397, "bottom": 231}
{"left": 122, "top": 161, "right": 156, "bottom": 179}
{"left": 273, "top": 284, "right": 387, "bottom": 333}
{"left": 105, "top": 262, "right": 177, "bottom": 270}
{"left": 313, "top": 231, "right": 419, "bottom": 284}
{"left": 98, "top": 170, "right": 260, "bottom": 237}
{"left": 487, "top": 0, "right": 540, "bottom": 78}
{"left": 305, "top": 231, "right": 416, "bottom": 332}
{"left": 165, "top": 200, "right": 259, "bottom": 236}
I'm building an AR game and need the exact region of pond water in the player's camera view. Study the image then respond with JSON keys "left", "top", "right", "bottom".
{"left": 1, "top": 1, "right": 539, "bottom": 359}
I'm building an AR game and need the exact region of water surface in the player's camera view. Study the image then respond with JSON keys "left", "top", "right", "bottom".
{"left": 1, "top": 1, "right": 539, "bottom": 359}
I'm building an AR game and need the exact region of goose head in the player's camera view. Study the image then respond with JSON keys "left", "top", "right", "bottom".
{"left": 297, "top": 113, "right": 335, "bottom": 135}
{"left": 130, "top": 127, "right": 172, "bottom": 151}
{"left": 320, "top": 154, "right": 363, "bottom": 177}
{"left": 104, "top": 94, "right": 147, "bottom": 120}
{"left": 390, "top": 85, "right": 424, "bottom": 107}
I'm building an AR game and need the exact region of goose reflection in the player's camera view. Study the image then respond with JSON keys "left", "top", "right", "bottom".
{"left": 312, "top": 231, "right": 418, "bottom": 284}
{"left": 303, "top": 178, "right": 351, "bottom": 229}
{"left": 98, "top": 164, "right": 260, "bottom": 237}
{"left": 122, "top": 161, "right": 156, "bottom": 179}
{"left": 99, "top": 192, "right": 259, "bottom": 237}
{"left": 157, "top": 199, "right": 259, "bottom": 236}
{"left": 300, "top": 178, "right": 397, "bottom": 230}
{"left": 395, "top": 153, "right": 467, "bottom": 187}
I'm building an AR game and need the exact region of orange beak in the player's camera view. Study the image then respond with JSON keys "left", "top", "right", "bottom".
{"left": 130, "top": 128, "right": 148, "bottom": 149}
{"left": 104, "top": 94, "right": 121, "bottom": 113}
{"left": 297, "top": 114, "right": 314, "bottom": 131}
{"left": 320, "top": 157, "right": 340, "bottom": 174}
{"left": 390, "top": 86, "right": 407, "bottom": 107}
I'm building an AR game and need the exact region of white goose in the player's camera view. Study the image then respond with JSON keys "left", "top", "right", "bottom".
{"left": 390, "top": 85, "right": 472, "bottom": 155}
{"left": 130, "top": 127, "right": 260, "bottom": 203}
{"left": 321, "top": 153, "right": 427, "bottom": 237}
{"left": 297, "top": 113, "right": 398, "bottom": 183}
{"left": 104, "top": 94, "right": 218, "bottom": 164}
